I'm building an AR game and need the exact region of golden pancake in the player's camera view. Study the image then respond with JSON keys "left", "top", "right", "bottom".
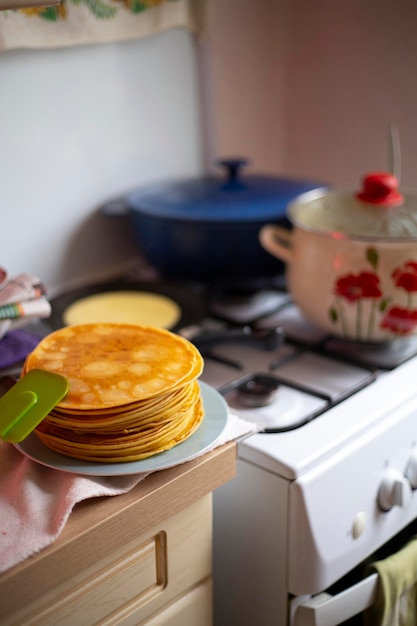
{"left": 43, "top": 381, "right": 199, "bottom": 432}
{"left": 62, "top": 291, "right": 181, "bottom": 329}
{"left": 25, "top": 323, "right": 205, "bottom": 463}
{"left": 35, "top": 389, "right": 204, "bottom": 463}
{"left": 24, "top": 323, "right": 204, "bottom": 410}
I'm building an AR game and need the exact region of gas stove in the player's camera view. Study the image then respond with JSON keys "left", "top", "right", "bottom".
{"left": 182, "top": 287, "right": 417, "bottom": 484}
{"left": 204, "top": 287, "right": 417, "bottom": 624}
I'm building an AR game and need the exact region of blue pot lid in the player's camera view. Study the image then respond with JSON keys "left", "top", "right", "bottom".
{"left": 128, "top": 159, "right": 325, "bottom": 223}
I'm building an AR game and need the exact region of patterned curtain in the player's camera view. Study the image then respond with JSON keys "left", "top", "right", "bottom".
{"left": 0, "top": 0, "right": 209, "bottom": 50}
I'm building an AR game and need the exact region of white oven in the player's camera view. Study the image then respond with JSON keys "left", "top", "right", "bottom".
{"left": 195, "top": 293, "right": 417, "bottom": 625}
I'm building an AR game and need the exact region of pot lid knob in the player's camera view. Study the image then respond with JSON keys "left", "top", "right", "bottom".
{"left": 356, "top": 172, "right": 404, "bottom": 207}
{"left": 216, "top": 158, "right": 248, "bottom": 189}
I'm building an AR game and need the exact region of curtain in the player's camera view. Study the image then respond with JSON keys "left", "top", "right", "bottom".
{"left": 0, "top": 0, "right": 209, "bottom": 50}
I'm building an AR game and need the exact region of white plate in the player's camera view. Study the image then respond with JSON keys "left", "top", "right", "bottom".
{"left": 14, "top": 382, "right": 229, "bottom": 476}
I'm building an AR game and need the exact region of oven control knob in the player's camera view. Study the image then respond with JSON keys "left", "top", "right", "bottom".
{"left": 378, "top": 470, "right": 412, "bottom": 511}
{"left": 405, "top": 450, "right": 417, "bottom": 489}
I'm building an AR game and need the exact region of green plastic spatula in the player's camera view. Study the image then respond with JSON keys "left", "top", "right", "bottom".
{"left": 0, "top": 369, "right": 69, "bottom": 443}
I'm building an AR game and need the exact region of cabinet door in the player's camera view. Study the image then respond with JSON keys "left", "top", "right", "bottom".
{"left": 4, "top": 495, "right": 212, "bottom": 626}
{"left": 142, "top": 578, "right": 213, "bottom": 626}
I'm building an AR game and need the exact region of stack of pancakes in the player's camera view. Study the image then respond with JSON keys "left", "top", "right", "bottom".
{"left": 22, "top": 323, "right": 204, "bottom": 463}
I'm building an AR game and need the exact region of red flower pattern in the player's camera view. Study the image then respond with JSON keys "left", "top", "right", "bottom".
{"left": 329, "top": 251, "right": 417, "bottom": 338}
{"left": 380, "top": 306, "right": 417, "bottom": 335}
{"left": 392, "top": 261, "right": 417, "bottom": 292}
{"left": 334, "top": 272, "right": 382, "bottom": 303}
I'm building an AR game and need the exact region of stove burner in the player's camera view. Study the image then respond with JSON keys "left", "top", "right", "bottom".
{"left": 236, "top": 374, "right": 280, "bottom": 408}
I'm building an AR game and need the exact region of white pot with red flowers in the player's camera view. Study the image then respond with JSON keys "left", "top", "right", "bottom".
{"left": 259, "top": 172, "right": 417, "bottom": 342}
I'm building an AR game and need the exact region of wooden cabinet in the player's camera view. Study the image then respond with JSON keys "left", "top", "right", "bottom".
{"left": 0, "top": 443, "right": 236, "bottom": 626}
{"left": 143, "top": 578, "right": 213, "bottom": 626}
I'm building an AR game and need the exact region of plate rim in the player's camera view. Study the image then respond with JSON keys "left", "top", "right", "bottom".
{"left": 14, "top": 381, "right": 228, "bottom": 476}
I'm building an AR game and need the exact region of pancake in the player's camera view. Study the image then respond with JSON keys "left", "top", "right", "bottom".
{"left": 62, "top": 291, "right": 181, "bottom": 329}
{"left": 23, "top": 322, "right": 205, "bottom": 463}
{"left": 35, "top": 383, "right": 204, "bottom": 463}
{"left": 23, "top": 322, "right": 204, "bottom": 410}
{"left": 43, "top": 381, "right": 199, "bottom": 432}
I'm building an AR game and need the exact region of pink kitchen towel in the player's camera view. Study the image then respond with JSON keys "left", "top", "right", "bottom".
{"left": 0, "top": 442, "right": 147, "bottom": 573}
{"left": 0, "top": 413, "right": 259, "bottom": 573}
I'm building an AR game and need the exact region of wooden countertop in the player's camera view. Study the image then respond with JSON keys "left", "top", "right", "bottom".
{"left": 0, "top": 441, "right": 236, "bottom": 616}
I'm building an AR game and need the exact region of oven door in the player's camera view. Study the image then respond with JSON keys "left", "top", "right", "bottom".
{"left": 290, "top": 572, "right": 378, "bottom": 626}
{"left": 290, "top": 514, "right": 417, "bottom": 626}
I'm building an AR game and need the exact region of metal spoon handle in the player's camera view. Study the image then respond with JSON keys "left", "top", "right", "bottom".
{"left": 386, "top": 123, "right": 401, "bottom": 183}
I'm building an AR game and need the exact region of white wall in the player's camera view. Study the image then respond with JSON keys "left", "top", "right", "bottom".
{"left": 0, "top": 30, "right": 203, "bottom": 293}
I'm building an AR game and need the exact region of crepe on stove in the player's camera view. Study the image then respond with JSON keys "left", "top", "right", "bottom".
{"left": 22, "top": 323, "right": 205, "bottom": 463}
{"left": 62, "top": 291, "right": 181, "bottom": 329}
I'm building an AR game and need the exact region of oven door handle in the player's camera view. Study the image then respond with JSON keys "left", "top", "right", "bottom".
{"left": 291, "top": 572, "right": 378, "bottom": 626}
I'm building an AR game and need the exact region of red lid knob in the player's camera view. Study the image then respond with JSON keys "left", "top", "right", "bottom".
{"left": 356, "top": 172, "right": 404, "bottom": 206}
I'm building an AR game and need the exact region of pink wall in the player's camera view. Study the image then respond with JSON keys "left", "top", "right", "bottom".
{"left": 287, "top": 0, "right": 417, "bottom": 187}
{"left": 209, "top": 0, "right": 417, "bottom": 189}
{"left": 204, "top": 0, "right": 290, "bottom": 174}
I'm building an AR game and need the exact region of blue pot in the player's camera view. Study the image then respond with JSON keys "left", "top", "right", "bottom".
{"left": 102, "top": 159, "right": 325, "bottom": 288}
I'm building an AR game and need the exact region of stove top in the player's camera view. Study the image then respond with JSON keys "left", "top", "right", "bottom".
{"left": 5, "top": 273, "right": 417, "bottom": 471}
{"left": 188, "top": 286, "right": 417, "bottom": 479}
{"left": 190, "top": 287, "right": 417, "bottom": 432}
